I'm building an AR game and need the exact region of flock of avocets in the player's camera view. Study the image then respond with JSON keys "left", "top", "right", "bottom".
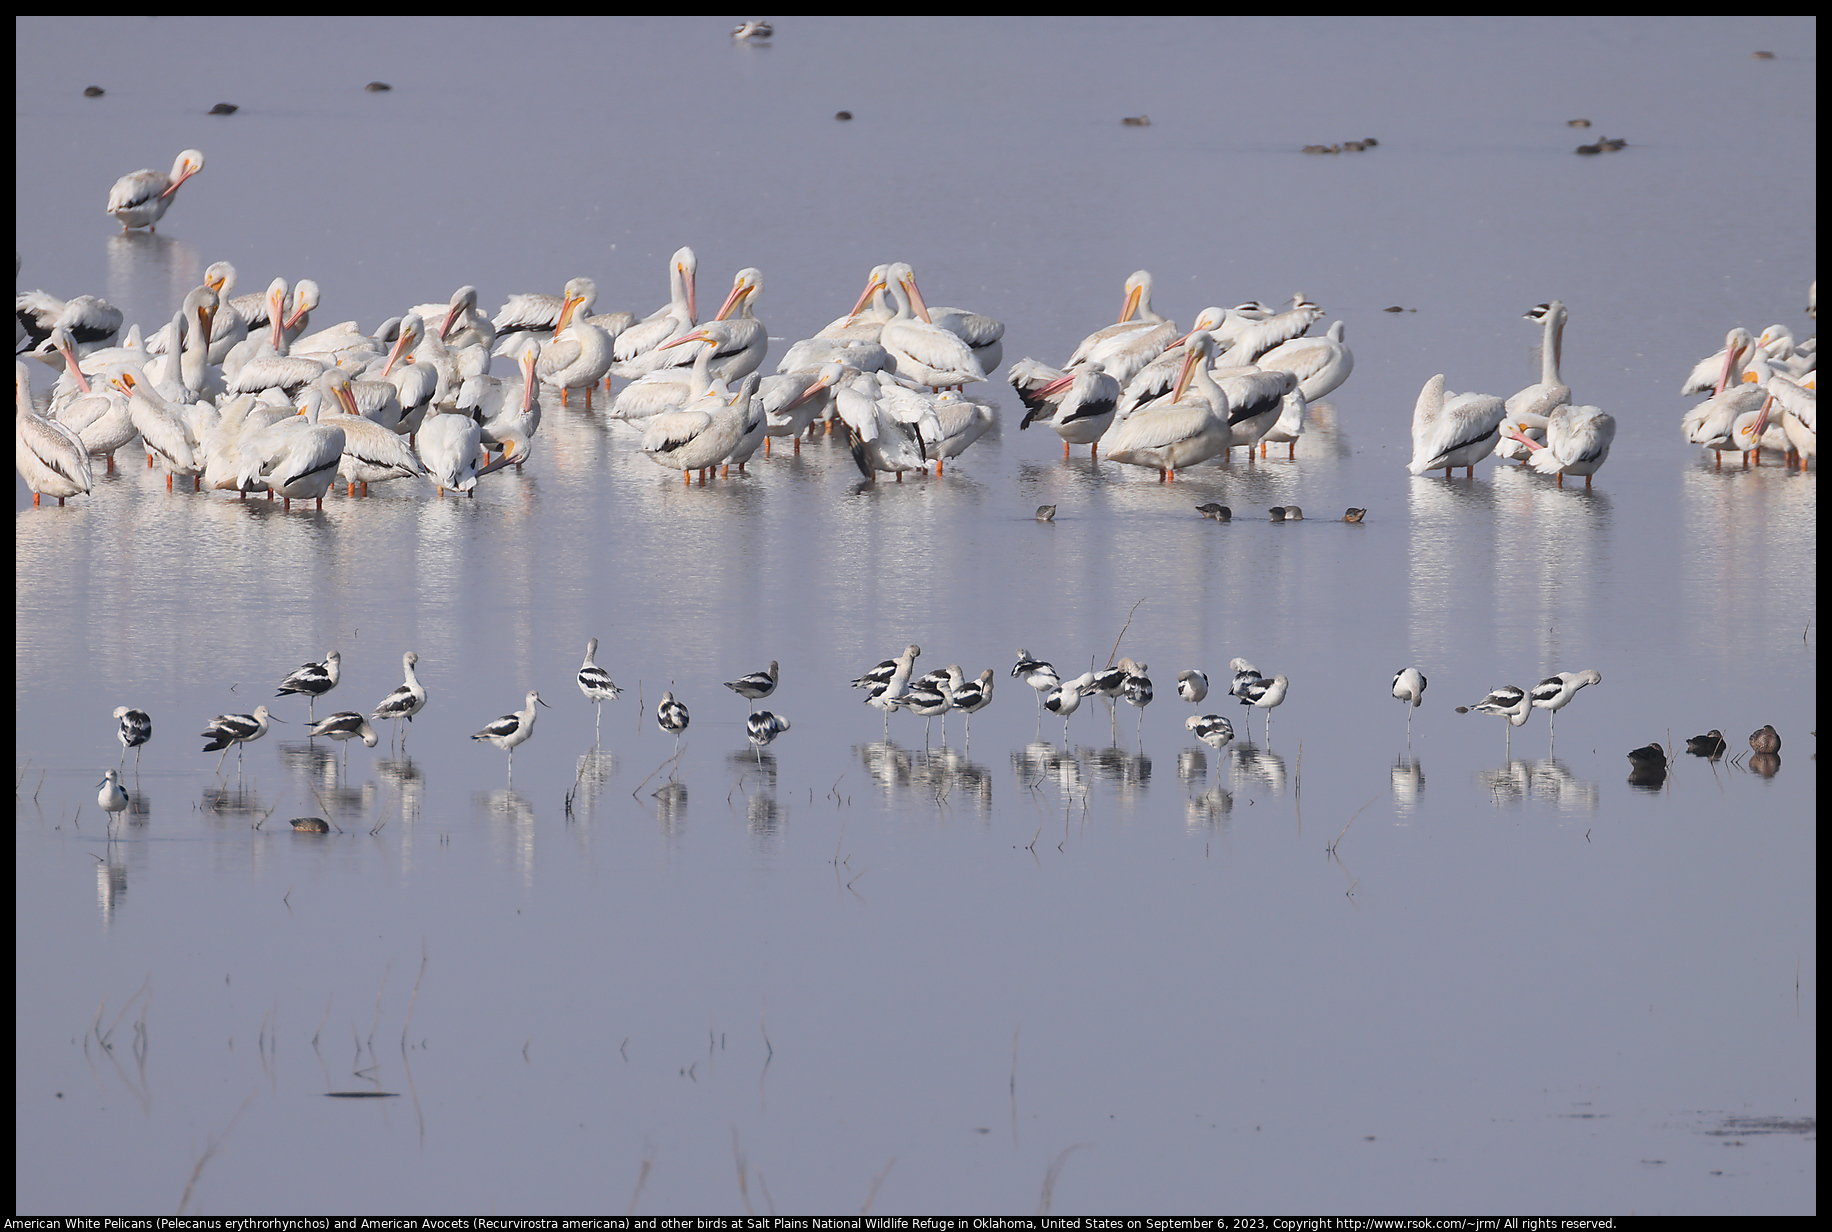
{"left": 16, "top": 151, "right": 1816, "bottom": 507}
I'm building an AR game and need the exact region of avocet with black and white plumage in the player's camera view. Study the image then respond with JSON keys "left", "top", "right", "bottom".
{"left": 576, "top": 639, "right": 622, "bottom": 741}
{"left": 371, "top": 651, "right": 427, "bottom": 747}
{"left": 276, "top": 650, "right": 340, "bottom": 719}
{"left": 201, "top": 705, "right": 281, "bottom": 772}
{"left": 307, "top": 711, "right": 378, "bottom": 770}
{"left": 950, "top": 669, "right": 995, "bottom": 744}
{"left": 1012, "top": 649, "right": 1061, "bottom": 719}
{"left": 1391, "top": 668, "right": 1427, "bottom": 743}
{"left": 1529, "top": 670, "right": 1601, "bottom": 746}
{"left": 657, "top": 691, "right": 690, "bottom": 752}
{"left": 1237, "top": 674, "right": 1289, "bottom": 740}
{"left": 97, "top": 769, "right": 130, "bottom": 819}
{"left": 1176, "top": 670, "right": 1208, "bottom": 704}
{"left": 472, "top": 691, "right": 549, "bottom": 784}
{"left": 745, "top": 710, "right": 790, "bottom": 757}
{"left": 1461, "top": 685, "right": 1531, "bottom": 755}
{"left": 113, "top": 706, "right": 151, "bottom": 769}
{"left": 1185, "top": 714, "right": 1235, "bottom": 751}
{"left": 724, "top": 661, "right": 779, "bottom": 710}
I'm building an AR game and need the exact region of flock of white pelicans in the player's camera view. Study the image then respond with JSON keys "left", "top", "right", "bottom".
{"left": 14, "top": 147, "right": 1815, "bottom": 507}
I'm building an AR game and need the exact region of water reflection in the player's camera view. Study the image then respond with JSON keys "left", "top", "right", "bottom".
{"left": 1083, "top": 744, "right": 1151, "bottom": 795}
{"left": 1229, "top": 743, "right": 1286, "bottom": 794}
{"left": 1747, "top": 752, "right": 1781, "bottom": 780}
{"left": 1391, "top": 757, "right": 1425, "bottom": 815}
{"left": 1527, "top": 758, "right": 1599, "bottom": 811}
{"left": 202, "top": 783, "right": 269, "bottom": 824}
{"left": 1475, "top": 759, "right": 1533, "bottom": 806}
{"left": 1185, "top": 785, "right": 1233, "bottom": 830}
{"left": 857, "top": 741, "right": 992, "bottom": 814}
{"left": 95, "top": 858, "right": 129, "bottom": 928}
{"left": 375, "top": 756, "right": 425, "bottom": 826}
{"left": 1176, "top": 749, "right": 1208, "bottom": 787}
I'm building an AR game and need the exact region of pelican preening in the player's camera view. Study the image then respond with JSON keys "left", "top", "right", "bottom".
{"left": 1408, "top": 373, "right": 1505, "bottom": 478}
{"left": 16, "top": 360, "right": 93, "bottom": 505}
{"left": 1508, "top": 404, "right": 1616, "bottom": 487}
{"left": 106, "top": 149, "right": 204, "bottom": 232}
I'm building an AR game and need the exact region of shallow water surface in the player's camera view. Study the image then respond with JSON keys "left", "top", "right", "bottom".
{"left": 16, "top": 16, "right": 1815, "bottom": 1216}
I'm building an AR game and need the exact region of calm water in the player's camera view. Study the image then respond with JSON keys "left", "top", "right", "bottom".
{"left": 16, "top": 16, "right": 1815, "bottom": 1215}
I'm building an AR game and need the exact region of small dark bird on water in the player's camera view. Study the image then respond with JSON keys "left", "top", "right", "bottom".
{"left": 1282, "top": 505, "right": 1303, "bottom": 521}
{"left": 1122, "top": 115, "right": 1151, "bottom": 127}
{"left": 1269, "top": 507, "right": 1287, "bottom": 523}
{"left": 1575, "top": 143, "right": 1602, "bottom": 155}
{"left": 1627, "top": 742, "right": 1668, "bottom": 787}
{"left": 1036, "top": 504, "right": 1056, "bottom": 521}
{"left": 84, "top": 86, "right": 105, "bottom": 97}
{"left": 1686, "top": 730, "right": 1727, "bottom": 758}
{"left": 1195, "top": 503, "right": 1230, "bottom": 522}
{"left": 365, "top": 81, "right": 393, "bottom": 92}
{"left": 291, "top": 817, "right": 330, "bottom": 833}
{"left": 1748, "top": 725, "right": 1781, "bottom": 754}
{"left": 1342, "top": 507, "right": 1366, "bottom": 523}
{"left": 834, "top": 111, "right": 852, "bottom": 121}
{"left": 1568, "top": 118, "right": 1592, "bottom": 127}
{"left": 208, "top": 102, "right": 238, "bottom": 115}
{"left": 1627, "top": 743, "right": 1667, "bottom": 769}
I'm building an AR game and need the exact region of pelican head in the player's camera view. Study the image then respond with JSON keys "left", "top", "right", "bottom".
{"left": 715, "top": 268, "right": 763, "bottom": 322}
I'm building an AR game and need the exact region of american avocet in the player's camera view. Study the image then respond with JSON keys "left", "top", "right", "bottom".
{"left": 97, "top": 769, "right": 129, "bottom": 820}
{"left": 950, "top": 669, "right": 995, "bottom": 744}
{"left": 201, "top": 706, "right": 280, "bottom": 772}
{"left": 276, "top": 650, "right": 340, "bottom": 719}
{"left": 1238, "top": 674, "right": 1289, "bottom": 741}
{"left": 1121, "top": 662, "right": 1153, "bottom": 740}
{"left": 1391, "top": 668, "right": 1427, "bottom": 744}
{"left": 577, "top": 639, "right": 623, "bottom": 742}
{"left": 113, "top": 706, "right": 152, "bottom": 770}
{"left": 855, "top": 644, "right": 921, "bottom": 695}
{"left": 473, "top": 691, "right": 549, "bottom": 785}
{"left": 1461, "top": 685, "right": 1531, "bottom": 755}
{"left": 1012, "top": 650, "right": 1061, "bottom": 720}
{"left": 371, "top": 651, "right": 427, "bottom": 748}
{"left": 307, "top": 711, "right": 378, "bottom": 771}
{"left": 724, "top": 661, "right": 779, "bottom": 711}
{"left": 1185, "top": 713, "right": 1235, "bottom": 751}
{"left": 1176, "top": 670, "right": 1209, "bottom": 704}
{"left": 657, "top": 692, "right": 690, "bottom": 753}
{"left": 1228, "top": 659, "right": 1263, "bottom": 701}
{"left": 1529, "top": 670, "right": 1601, "bottom": 748}
{"left": 746, "top": 710, "right": 790, "bottom": 759}
{"left": 1044, "top": 672, "right": 1095, "bottom": 742}
{"left": 896, "top": 673, "right": 954, "bottom": 745}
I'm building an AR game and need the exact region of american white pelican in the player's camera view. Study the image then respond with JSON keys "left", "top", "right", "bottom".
{"left": 1211, "top": 365, "right": 1296, "bottom": 459}
{"left": 921, "top": 389, "right": 996, "bottom": 474}
{"left": 656, "top": 692, "right": 690, "bottom": 752}
{"left": 1255, "top": 319, "right": 1354, "bottom": 402}
{"left": 106, "top": 149, "right": 204, "bottom": 232}
{"left": 1062, "top": 270, "right": 1179, "bottom": 386}
{"left": 1682, "top": 341, "right": 1771, "bottom": 468}
{"left": 1220, "top": 296, "right": 1323, "bottom": 365}
{"left": 144, "top": 286, "right": 219, "bottom": 400}
{"left": 492, "top": 277, "right": 593, "bottom": 347}
{"left": 725, "top": 661, "right": 779, "bottom": 710}
{"left": 923, "top": 297, "right": 1004, "bottom": 376}
{"left": 1237, "top": 673, "right": 1289, "bottom": 740}
{"left": 308, "top": 711, "right": 379, "bottom": 771}
{"left": 611, "top": 247, "right": 699, "bottom": 379}
{"left": 1529, "top": 670, "right": 1600, "bottom": 746}
{"left": 1097, "top": 331, "right": 1230, "bottom": 480}
{"left": 759, "top": 361, "right": 841, "bottom": 451}
{"left": 472, "top": 691, "right": 549, "bottom": 784}
{"left": 876, "top": 263, "right": 987, "bottom": 389}
{"left": 16, "top": 362, "right": 92, "bottom": 505}
{"left": 463, "top": 338, "right": 543, "bottom": 469}
{"left": 1185, "top": 714, "right": 1235, "bottom": 751}
{"left": 197, "top": 394, "right": 264, "bottom": 495}
{"left": 226, "top": 281, "right": 326, "bottom": 400}
{"left": 1176, "top": 670, "right": 1209, "bottom": 704}
{"left": 1681, "top": 327, "right": 1757, "bottom": 396}
{"left": 97, "top": 769, "right": 130, "bottom": 820}
{"left": 417, "top": 410, "right": 489, "bottom": 496}
{"left": 693, "top": 266, "right": 768, "bottom": 382}
{"left": 201, "top": 705, "right": 280, "bottom": 772}
{"left": 536, "top": 284, "right": 614, "bottom": 407}
{"left": 240, "top": 385, "right": 346, "bottom": 508}
{"left": 640, "top": 373, "right": 759, "bottom": 482}
{"left": 1254, "top": 385, "right": 1307, "bottom": 459}
{"left": 16, "top": 290, "right": 123, "bottom": 352}
{"left": 276, "top": 650, "right": 340, "bottom": 719}
{"left": 113, "top": 706, "right": 152, "bottom": 769}
{"left": 824, "top": 264, "right": 895, "bottom": 341}
{"left": 199, "top": 262, "right": 247, "bottom": 362}
{"left": 745, "top": 711, "right": 790, "bottom": 757}
{"left": 1767, "top": 372, "right": 1814, "bottom": 467}
{"left": 58, "top": 355, "right": 137, "bottom": 473}
{"left": 833, "top": 369, "right": 927, "bottom": 482}
{"left": 112, "top": 367, "right": 201, "bottom": 490}
{"left": 1408, "top": 374, "right": 1505, "bottom": 477}
{"left": 1505, "top": 301, "right": 1570, "bottom": 422}
{"left": 1391, "top": 668, "right": 1426, "bottom": 743}
{"left": 610, "top": 343, "right": 721, "bottom": 421}
{"left": 1462, "top": 685, "right": 1531, "bottom": 755}
{"left": 1509, "top": 403, "right": 1616, "bottom": 487}
{"left": 371, "top": 651, "right": 427, "bottom": 747}
{"left": 1016, "top": 361, "right": 1119, "bottom": 458}
{"left": 411, "top": 285, "right": 494, "bottom": 351}
{"left": 319, "top": 371, "right": 425, "bottom": 494}
{"left": 657, "top": 315, "right": 766, "bottom": 389}
{"left": 1749, "top": 725, "right": 1781, "bottom": 755}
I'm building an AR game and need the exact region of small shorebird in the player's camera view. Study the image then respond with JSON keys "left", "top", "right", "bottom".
{"left": 657, "top": 691, "right": 690, "bottom": 752}
{"left": 371, "top": 651, "right": 427, "bottom": 748}
{"left": 201, "top": 706, "right": 281, "bottom": 772}
{"left": 308, "top": 711, "right": 378, "bottom": 771}
{"left": 472, "top": 691, "right": 548, "bottom": 785}
{"left": 113, "top": 706, "right": 152, "bottom": 770}
{"left": 724, "top": 660, "right": 779, "bottom": 711}
{"left": 577, "top": 638, "right": 622, "bottom": 740}
{"left": 276, "top": 650, "right": 340, "bottom": 719}
{"left": 1391, "top": 668, "right": 1427, "bottom": 744}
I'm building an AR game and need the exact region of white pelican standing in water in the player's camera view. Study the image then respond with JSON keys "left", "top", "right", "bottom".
{"left": 641, "top": 373, "right": 760, "bottom": 483}
{"left": 320, "top": 371, "right": 426, "bottom": 495}
{"left": 1098, "top": 331, "right": 1231, "bottom": 480}
{"left": 1062, "top": 270, "right": 1179, "bottom": 386}
{"left": 611, "top": 247, "right": 699, "bottom": 380}
{"left": 1255, "top": 319, "right": 1354, "bottom": 402}
{"left": 17, "top": 290, "right": 123, "bottom": 353}
{"left": 1015, "top": 360, "right": 1120, "bottom": 459}
{"left": 1767, "top": 372, "right": 1814, "bottom": 467}
{"left": 1682, "top": 339, "right": 1772, "bottom": 468}
{"left": 16, "top": 361, "right": 92, "bottom": 505}
{"left": 1408, "top": 374, "right": 1505, "bottom": 477}
{"left": 873, "top": 263, "right": 986, "bottom": 390}
{"left": 537, "top": 283, "right": 614, "bottom": 407}
{"left": 106, "top": 149, "right": 204, "bottom": 232}
{"left": 1507, "top": 403, "right": 1616, "bottom": 487}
